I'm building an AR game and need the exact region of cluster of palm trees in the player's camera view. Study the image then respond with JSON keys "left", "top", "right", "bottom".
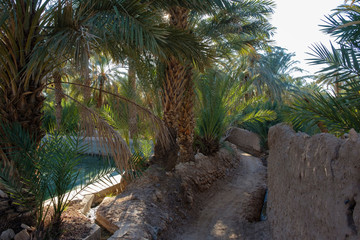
{"left": 5, "top": 0, "right": 358, "bottom": 236}
{"left": 0, "top": 1, "right": 285, "bottom": 234}
{"left": 0, "top": 0, "right": 278, "bottom": 169}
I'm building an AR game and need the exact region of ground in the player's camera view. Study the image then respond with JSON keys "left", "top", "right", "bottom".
{"left": 162, "top": 152, "right": 271, "bottom": 240}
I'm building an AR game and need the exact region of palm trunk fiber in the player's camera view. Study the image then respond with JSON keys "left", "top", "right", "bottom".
{"left": 155, "top": 6, "right": 195, "bottom": 168}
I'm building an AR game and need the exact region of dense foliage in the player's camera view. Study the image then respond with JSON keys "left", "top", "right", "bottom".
{"left": 2, "top": 0, "right": 359, "bottom": 236}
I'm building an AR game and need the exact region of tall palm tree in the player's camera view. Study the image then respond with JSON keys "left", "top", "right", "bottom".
{"left": 89, "top": 54, "right": 118, "bottom": 108}
{"left": 128, "top": 58, "right": 138, "bottom": 139}
{"left": 196, "top": 0, "right": 275, "bottom": 58}
{"left": 53, "top": 68, "right": 65, "bottom": 130}
{"left": 166, "top": 6, "right": 195, "bottom": 163}
{"left": 0, "top": 0, "right": 55, "bottom": 145}
{"left": 156, "top": 0, "right": 276, "bottom": 164}
{"left": 0, "top": 0, "right": 215, "bottom": 175}
{"left": 151, "top": 0, "right": 232, "bottom": 165}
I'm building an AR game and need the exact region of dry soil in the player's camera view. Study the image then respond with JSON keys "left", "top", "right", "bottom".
{"left": 165, "top": 152, "right": 271, "bottom": 240}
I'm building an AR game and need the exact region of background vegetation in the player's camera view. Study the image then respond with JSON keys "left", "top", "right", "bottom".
{"left": 1, "top": 0, "right": 360, "bottom": 237}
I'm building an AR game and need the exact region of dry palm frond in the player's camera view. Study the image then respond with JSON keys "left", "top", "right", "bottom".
{"left": 48, "top": 83, "right": 171, "bottom": 177}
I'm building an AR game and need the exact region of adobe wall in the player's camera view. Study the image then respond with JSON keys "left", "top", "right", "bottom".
{"left": 268, "top": 124, "right": 360, "bottom": 240}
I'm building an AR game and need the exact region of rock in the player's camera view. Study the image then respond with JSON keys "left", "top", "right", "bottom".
{"left": 0, "top": 200, "right": 9, "bottom": 211}
{"left": 83, "top": 224, "right": 101, "bottom": 240}
{"left": 0, "top": 229, "right": 15, "bottom": 240}
{"left": 20, "top": 224, "right": 31, "bottom": 231}
{"left": 195, "top": 152, "right": 206, "bottom": 158}
{"left": 225, "top": 128, "right": 262, "bottom": 156}
{"left": 81, "top": 194, "right": 95, "bottom": 216}
{"left": 14, "top": 230, "right": 29, "bottom": 240}
{"left": 349, "top": 128, "right": 358, "bottom": 142}
{"left": 0, "top": 190, "right": 8, "bottom": 198}
{"left": 96, "top": 197, "right": 120, "bottom": 234}
{"left": 155, "top": 190, "right": 163, "bottom": 202}
{"left": 186, "top": 193, "right": 193, "bottom": 205}
{"left": 6, "top": 210, "right": 19, "bottom": 220}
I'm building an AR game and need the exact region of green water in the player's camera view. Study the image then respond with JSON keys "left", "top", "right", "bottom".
{"left": 72, "top": 154, "right": 119, "bottom": 188}
{"left": 45, "top": 155, "right": 118, "bottom": 200}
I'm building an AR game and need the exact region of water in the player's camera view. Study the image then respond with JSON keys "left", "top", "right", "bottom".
{"left": 72, "top": 155, "right": 119, "bottom": 189}
{"left": 45, "top": 155, "right": 118, "bottom": 200}
{"left": 260, "top": 189, "right": 268, "bottom": 221}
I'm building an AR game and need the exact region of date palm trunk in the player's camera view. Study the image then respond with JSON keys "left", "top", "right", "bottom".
{"left": 155, "top": 6, "right": 195, "bottom": 167}
{"left": 177, "top": 68, "right": 195, "bottom": 162}
{"left": 128, "top": 60, "right": 138, "bottom": 139}
{"left": 1, "top": 85, "right": 45, "bottom": 144}
{"left": 169, "top": 7, "right": 195, "bottom": 162}
{"left": 82, "top": 50, "right": 92, "bottom": 104}
{"left": 54, "top": 71, "right": 64, "bottom": 130}
{"left": 96, "top": 74, "right": 106, "bottom": 108}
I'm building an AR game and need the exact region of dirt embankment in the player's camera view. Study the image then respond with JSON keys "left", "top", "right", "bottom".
{"left": 165, "top": 151, "right": 269, "bottom": 240}
{"left": 96, "top": 142, "right": 268, "bottom": 239}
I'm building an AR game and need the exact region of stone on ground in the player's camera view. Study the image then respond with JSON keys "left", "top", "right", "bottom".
{"left": 0, "top": 229, "right": 15, "bottom": 240}
{"left": 225, "top": 128, "right": 262, "bottom": 156}
{"left": 14, "top": 230, "right": 29, "bottom": 240}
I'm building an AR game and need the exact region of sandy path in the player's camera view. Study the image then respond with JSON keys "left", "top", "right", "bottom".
{"left": 168, "top": 152, "right": 271, "bottom": 240}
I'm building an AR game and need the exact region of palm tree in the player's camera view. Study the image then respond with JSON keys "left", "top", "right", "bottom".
{"left": 196, "top": 0, "right": 275, "bottom": 58}
{"left": 53, "top": 69, "right": 65, "bottom": 130}
{"left": 165, "top": 6, "right": 195, "bottom": 163}
{"left": 89, "top": 54, "right": 118, "bottom": 108}
{"left": 151, "top": 0, "right": 232, "bottom": 165}
{"left": 286, "top": 0, "right": 360, "bottom": 135}
{"left": 128, "top": 58, "right": 139, "bottom": 139}
{"left": 0, "top": 0, "right": 223, "bottom": 193}
{"left": 155, "top": 0, "right": 277, "bottom": 164}
{"left": 0, "top": 0, "right": 54, "bottom": 145}
{"left": 255, "top": 47, "right": 303, "bottom": 99}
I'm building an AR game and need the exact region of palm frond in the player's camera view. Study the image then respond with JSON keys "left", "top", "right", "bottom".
{"left": 308, "top": 43, "right": 360, "bottom": 82}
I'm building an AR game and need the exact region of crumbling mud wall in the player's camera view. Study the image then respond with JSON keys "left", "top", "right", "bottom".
{"left": 267, "top": 124, "right": 360, "bottom": 240}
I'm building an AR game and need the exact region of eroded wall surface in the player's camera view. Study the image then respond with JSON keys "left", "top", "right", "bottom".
{"left": 268, "top": 124, "right": 360, "bottom": 240}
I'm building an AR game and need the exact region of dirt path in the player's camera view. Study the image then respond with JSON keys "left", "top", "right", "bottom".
{"left": 167, "top": 152, "right": 271, "bottom": 240}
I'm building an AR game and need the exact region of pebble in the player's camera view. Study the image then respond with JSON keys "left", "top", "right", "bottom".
{"left": 14, "top": 230, "right": 30, "bottom": 240}
{"left": 0, "top": 229, "right": 15, "bottom": 240}
{"left": 20, "top": 224, "right": 31, "bottom": 231}
{"left": 0, "top": 190, "right": 8, "bottom": 198}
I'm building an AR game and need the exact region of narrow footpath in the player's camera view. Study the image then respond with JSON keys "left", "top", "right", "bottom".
{"left": 166, "top": 152, "right": 271, "bottom": 240}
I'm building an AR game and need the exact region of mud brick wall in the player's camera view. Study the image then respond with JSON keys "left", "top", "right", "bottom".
{"left": 267, "top": 124, "right": 360, "bottom": 240}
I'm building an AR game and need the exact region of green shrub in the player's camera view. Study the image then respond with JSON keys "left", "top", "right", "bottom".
{"left": 0, "top": 123, "right": 115, "bottom": 238}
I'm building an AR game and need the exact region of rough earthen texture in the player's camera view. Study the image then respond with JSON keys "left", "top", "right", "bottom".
{"left": 167, "top": 151, "right": 269, "bottom": 240}
{"left": 225, "top": 128, "right": 262, "bottom": 156}
{"left": 268, "top": 124, "right": 360, "bottom": 240}
{"left": 96, "top": 143, "right": 243, "bottom": 239}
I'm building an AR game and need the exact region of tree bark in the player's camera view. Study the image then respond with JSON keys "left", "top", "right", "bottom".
{"left": 155, "top": 6, "right": 195, "bottom": 167}
{"left": 82, "top": 50, "right": 92, "bottom": 104}
{"left": 0, "top": 83, "right": 45, "bottom": 144}
{"left": 128, "top": 60, "right": 138, "bottom": 139}
{"left": 169, "top": 6, "right": 195, "bottom": 162}
{"left": 54, "top": 71, "right": 63, "bottom": 130}
{"left": 177, "top": 67, "right": 195, "bottom": 162}
{"left": 96, "top": 73, "right": 106, "bottom": 108}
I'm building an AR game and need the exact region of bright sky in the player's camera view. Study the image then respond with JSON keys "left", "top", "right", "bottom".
{"left": 271, "top": 0, "right": 344, "bottom": 77}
